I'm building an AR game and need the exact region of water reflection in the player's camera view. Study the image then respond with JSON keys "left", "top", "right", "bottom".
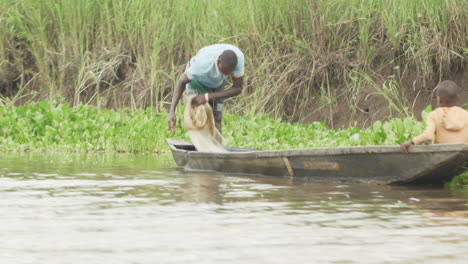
{"left": 0, "top": 152, "right": 467, "bottom": 264}
{"left": 179, "top": 172, "right": 224, "bottom": 203}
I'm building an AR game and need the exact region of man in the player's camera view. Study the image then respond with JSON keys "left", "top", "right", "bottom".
{"left": 400, "top": 80, "right": 468, "bottom": 153}
{"left": 167, "top": 44, "right": 244, "bottom": 136}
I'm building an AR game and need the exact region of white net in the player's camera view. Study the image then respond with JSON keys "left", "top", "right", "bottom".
{"left": 183, "top": 95, "right": 228, "bottom": 153}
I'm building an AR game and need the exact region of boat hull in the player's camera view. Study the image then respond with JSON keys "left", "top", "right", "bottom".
{"left": 167, "top": 139, "right": 468, "bottom": 185}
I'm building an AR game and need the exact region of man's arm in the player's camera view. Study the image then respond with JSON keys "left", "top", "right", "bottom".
{"left": 193, "top": 76, "right": 244, "bottom": 105}
{"left": 168, "top": 73, "right": 191, "bottom": 132}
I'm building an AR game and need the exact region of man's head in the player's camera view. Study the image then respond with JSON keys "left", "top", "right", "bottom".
{"left": 436, "top": 80, "right": 460, "bottom": 106}
{"left": 217, "top": 50, "right": 237, "bottom": 75}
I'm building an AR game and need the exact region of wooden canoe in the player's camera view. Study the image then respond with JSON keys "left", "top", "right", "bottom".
{"left": 166, "top": 138, "right": 468, "bottom": 185}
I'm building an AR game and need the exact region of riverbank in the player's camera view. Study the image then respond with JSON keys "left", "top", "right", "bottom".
{"left": 1, "top": 0, "right": 467, "bottom": 127}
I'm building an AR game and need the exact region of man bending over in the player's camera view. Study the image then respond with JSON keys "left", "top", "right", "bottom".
{"left": 168, "top": 44, "right": 245, "bottom": 137}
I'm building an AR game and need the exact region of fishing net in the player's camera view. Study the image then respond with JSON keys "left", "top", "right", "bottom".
{"left": 183, "top": 95, "right": 227, "bottom": 153}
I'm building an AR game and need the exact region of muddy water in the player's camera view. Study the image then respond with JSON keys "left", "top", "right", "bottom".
{"left": 0, "top": 152, "right": 467, "bottom": 264}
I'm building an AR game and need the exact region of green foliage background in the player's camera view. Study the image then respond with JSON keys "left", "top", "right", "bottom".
{"left": 0, "top": 101, "right": 428, "bottom": 152}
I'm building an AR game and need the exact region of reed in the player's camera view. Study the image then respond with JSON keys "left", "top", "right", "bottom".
{"left": 0, "top": 0, "right": 466, "bottom": 123}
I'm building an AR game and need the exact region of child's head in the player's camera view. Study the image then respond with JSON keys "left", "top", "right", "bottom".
{"left": 436, "top": 80, "right": 460, "bottom": 106}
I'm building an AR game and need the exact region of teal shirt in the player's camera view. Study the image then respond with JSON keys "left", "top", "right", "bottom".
{"left": 186, "top": 44, "right": 244, "bottom": 88}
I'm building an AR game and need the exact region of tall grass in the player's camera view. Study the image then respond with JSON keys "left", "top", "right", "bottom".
{"left": 0, "top": 0, "right": 467, "bottom": 122}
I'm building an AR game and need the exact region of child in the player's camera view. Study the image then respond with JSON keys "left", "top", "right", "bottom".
{"left": 401, "top": 80, "right": 468, "bottom": 153}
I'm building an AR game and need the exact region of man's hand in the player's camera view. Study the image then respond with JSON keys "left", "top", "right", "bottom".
{"left": 192, "top": 94, "right": 207, "bottom": 106}
{"left": 400, "top": 141, "right": 414, "bottom": 154}
{"left": 168, "top": 112, "right": 177, "bottom": 132}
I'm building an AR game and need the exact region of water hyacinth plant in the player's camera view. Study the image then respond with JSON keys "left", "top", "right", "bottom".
{"left": 0, "top": 101, "right": 428, "bottom": 153}
{"left": 0, "top": 101, "right": 188, "bottom": 152}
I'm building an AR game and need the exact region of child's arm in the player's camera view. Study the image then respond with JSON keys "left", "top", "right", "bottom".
{"left": 413, "top": 113, "right": 436, "bottom": 144}
{"left": 400, "top": 113, "right": 436, "bottom": 153}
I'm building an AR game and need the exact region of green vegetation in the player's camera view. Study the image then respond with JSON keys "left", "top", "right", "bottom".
{"left": 446, "top": 171, "right": 468, "bottom": 190}
{"left": 224, "top": 110, "right": 426, "bottom": 149}
{"left": 0, "top": 101, "right": 428, "bottom": 152}
{"left": 0, "top": 101, "right": 187, "bottom": 152}
{"left": 1, "top": 0, "right": 467, "bottom": 123}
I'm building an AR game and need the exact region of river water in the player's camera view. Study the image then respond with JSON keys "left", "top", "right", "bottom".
{"left": 0, "top": 152, "right": 467, "bottom": 264}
